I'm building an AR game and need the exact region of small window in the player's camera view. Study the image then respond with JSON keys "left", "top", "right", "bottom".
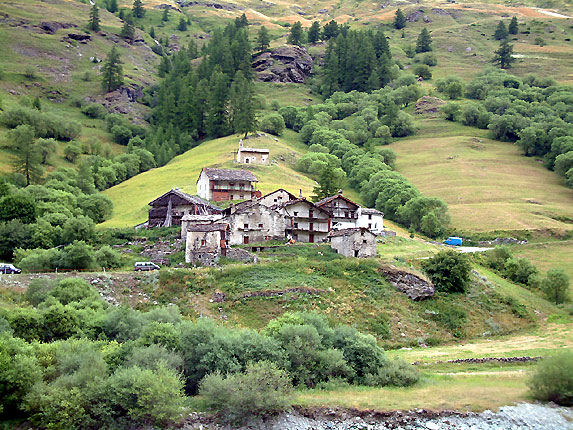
{"left": 244, "top": 223, "right": 249, "bottom": 229}
{"left": 368, "top": 223, "right": 372, "bottom": 228}
{"left": 368, "top": 214, "right": 372, "bottom": 220}
{"left": 274, "top": 198, "right": 277, "bottom": 202}
{"left": 294, "top": 222, "right": 299, "bottom": 228}
{"left": 309, "top": 210, "right": 314, "bottom": 218}
{"left": 278, "top": 196, "right": 283, "bottom": 201}
{"left": 240, "top": 195, "right": 244, "bottom": 199}
{"left": 363, "top": 240, "right": 367, "bottom": 244}
{"left": 294, "top": 211, "right": 298, "bottom": 216}
{"left": 201, "top": 239, "right": 206, "bottom": 246}
{"left": 258, "top": 223, "right": 263, "bottom": 228}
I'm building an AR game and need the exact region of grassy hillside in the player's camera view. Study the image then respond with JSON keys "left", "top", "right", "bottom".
{"left": 389, "top": 117, "right": 573, "bottom": 232}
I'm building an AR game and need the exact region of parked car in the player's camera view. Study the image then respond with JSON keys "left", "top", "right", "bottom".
{"left": 134, "top": 261, "right": 160, "bottom": 271}
{"left": 0, "top": 263, "right": 22, "bottom": 274}
{"left": 444, "top": 236, "right": 463, "bottom": 246}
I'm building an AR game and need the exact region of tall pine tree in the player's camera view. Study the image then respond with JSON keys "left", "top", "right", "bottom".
{"left": 508, "top": 16, "right": 519, "bottom": 35}
{"left": 120, "top": 14, "right": 135, "bottom": 41}
{"left": 132, "top": 0, "right": 145, "bottom": 18}
{"left": 494, "top": 20, "right": 508, "bottom": 40}
{"left": 415, "top": 28, "right": 432, "bottom": 53}
{"left": 288, "top": 21, "right": 304, "bottom": 46}
{"left": 256, "top": 26, "right": 270, "bottom": 52}
{"left": 89, "top": 4, "right": 100, "bottom": 32}
{"left": 106, "top": 0, "right": 118, "bottom": 13}
{"left": 308, "top": 21, "right": 321, "bottom": 43}
{"left": 9, "top": 125, "right": 43, "bottom": 186}
{"left": 206, "top": 70, "right": 230, "bottom": 137}
{"left": 230, "top": 71, "right": 257, "bottom": 138}
{"left": 493, "top": 39, "right": 514, "bottom": 69}
{"left": 162, "top": 7, "right": 169, "bottom": 21}
{"left": 394, "top": 9, "right": 406, "bottom": 29}
{"left": 101, "top": 46, "right": 124, "bottom": 92}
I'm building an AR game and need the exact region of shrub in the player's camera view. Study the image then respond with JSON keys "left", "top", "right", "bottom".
{"left": 95, "top": 245, "right": 123, "bottom": 269}
{"left": 528, "top": 350, "right": 573, "bottom": 406}
{"left": 62, "top": 216, "right": 96, "bottom": 244}
{"left": 365, "top": 358, "right": 419, "bottom": 387}
{"left": 413, "top": 64, "right": 432, "bottom": 80}
{"left": 64, "top": 143, "right": 82, "bottom": 163}
{"left": 24, "top": 278, "right": 56, "bottom": 306}
{"left": 58, "top": 241, "right": 96, "bottom": 270}
{"left": 542, "top": 269, "right": 570, "bottom": 304}
{"left": 49, "top": 278, "right": 100, "bottom": 305}
{"left": 259, "top": 113, "right": 286, "bottom": 136}
{"left": 504, "top": 257, "right": 537, "bottom": 285}
{"left": 486, "top": 245, "right": 513, "bottom": 272}
{"left": 0, "top": 107, "right": 81, "bottom": 140}
{"left": 422, "top": 250, "right": 472, "bottom": 293}
{"left": 441, "top": 102, "right": 461, "bottom": 121}
{"left": 200, "top": 361, "right": 292, "bottom": 424}
{"left": 81, "top": 104, "right": 107, "bottom": 119}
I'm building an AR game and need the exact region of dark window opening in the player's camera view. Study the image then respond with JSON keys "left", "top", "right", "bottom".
{"left": 354, "top": 250, "right": 359, "bottom": 257}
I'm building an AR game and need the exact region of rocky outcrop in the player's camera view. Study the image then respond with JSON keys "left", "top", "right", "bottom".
{"left": 62, "top": 33, "right": 91, "bottom": 44}
{"left": 40, "top": 21, "right": 77, "bottom": 34}
{"left": 380, "top": 266, "right": 434, "bottom": 300}
{"left": 176, "top": 0, "right": 242, "bottom": 11}
{"left": 415, "top": 96, "right": 446, "bottom": 115}
{"left": 253, "top": 45, "right": 313, "bottom": 83}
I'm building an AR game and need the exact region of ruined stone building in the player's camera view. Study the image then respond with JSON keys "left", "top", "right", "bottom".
{"left": 196, "top": 168, "right": 261, "bottom": 202}
{"left": 316, "top": 192, "right": 360, "bottom": 230}
{"left": 328, "top": 227, "right": 377, "bottom": 258}
{"left": 272, "top": 198, "right": 331, "bottom": 243}
{"left": 185, "top": 223, "right": 229, "bottom": 264}
{"left": 147, "top": 189, "right": 222, "bottom": 228}
{"left": 236, "top": 140, "right": 270, "bottom": 165}
{"left": 223, "top": 201, "right": 289, "bottom": 245}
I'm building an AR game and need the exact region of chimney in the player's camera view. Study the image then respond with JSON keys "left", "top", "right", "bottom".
{"left": 338, "top": 189, "right": 343, "bottom": 195}
{"left": 299, "top": 189, "right": 303, "bottom": 199}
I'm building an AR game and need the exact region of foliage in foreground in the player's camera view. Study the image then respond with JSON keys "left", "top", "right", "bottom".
{"left": 422, "top": 250, "right": 472, "bottom": 293}
{"left": 528, "top": 350, "right": 573, "bottom": 406}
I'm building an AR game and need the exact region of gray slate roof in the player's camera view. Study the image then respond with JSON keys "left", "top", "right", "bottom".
{"left": 328, "top": 227, "right": 375, "bottom": 238}
{"left": 201, "top": 168, "right": 258, "bottom": 182}
{"left": 149, "top": 189, "right": 222, "bottom": 212}
{"left": 187, "top": 223, "right": 228, "bottom": 232}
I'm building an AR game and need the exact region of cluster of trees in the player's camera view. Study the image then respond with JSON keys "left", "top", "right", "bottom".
{"left": 280, "top": 86, "right": 450, "bottom": 237}
{"left": 146, "top": 19, "right": 257, "bottom": 165}
{"left": 492, "top": 17, "right": 519, "bottom": 69}
{"left": 439, "top": 69, "right": 573, "bottom": 187}
{"left": 320, "top": 29, "right": 397, "bottom": 95}
{"left": 0, "top": 285, "right": 418, "bottom": 427}
{"left": 485, "top": 246, "right": 570, "bottom": 304}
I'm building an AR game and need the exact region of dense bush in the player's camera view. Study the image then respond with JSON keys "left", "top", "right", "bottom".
{"left": 422, "top": 250, "right": 472, "bottom": 293}
{"left": 542, "top": 269, "right": 570, "bottom": 304}
{"left": 503, "top": 257, "right": 537, "bottom": 285}
{"left": 0, "top": 106, "right": 81, "bottom": 140}
{"left": 200, "top": 361, "right": 292, "bottom": 423}
{"left": 259, "top": 113, "right": 285, "bottom": 136}
{"left": 528, "top": 350, "right": 573, "bottom": 406}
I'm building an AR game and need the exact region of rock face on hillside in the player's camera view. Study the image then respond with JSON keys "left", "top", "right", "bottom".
{"left": 253, "top": 45, "right": 313, "bottom": 83}
{"left": 380, "top": 266, "right": 434, "bottom": 300}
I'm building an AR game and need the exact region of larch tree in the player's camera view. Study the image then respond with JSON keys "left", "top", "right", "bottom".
{"left": 120, "top": 14, "right": 135, "bottom": 41}
{"left": 230, "top": 71, "right": 257, "bottom": 138}
{"left": 132, "top": 0, "right": 145, "bottom": 18}
{"left": 89, "top": 4, "right": 100, "bottom": 32}
{"left": 394, "top": 8, "right": 406, "bottom": 30}
{"left": 162, "top": 7, "right": 169, "bottom": 22}
{"left": 288, "top": 21, "right": 304, "bottom": 46}
{"left": 101, "top": 46, "right": 124, "bottom": 92}
{"left": 508, "top": 16, "right": 519, "bottom": 35}
{"left": 493, "top": 39, "right": 515, "bottom": 69}
{"left": 307, "top": 21, "right": 321, "bottom": 43}
{"left": 9, "top": 125, "right": 43, "bottom": 186}
{"left": 106, "top": 0, "right": 118, "bottom": 13}
{"left": 415, "top": 28, "right": 432, "bottom": 53}
{"left": 494, "top": 20, "right": 508, "bottom": 40}
{"left": 256, "top": 26, "right": 270, "bottom": 52}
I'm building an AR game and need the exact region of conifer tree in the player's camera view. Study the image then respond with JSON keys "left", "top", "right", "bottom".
{"left": 494, "top": 20, "right": 508, "bottom": 40}
{"left": 493, "top": 39, "right": 515, "bottom": 69}
{"left": 120, "top": 14, "right": 135, "bottom": 41}
{"left": 206, "top": 70, "right": 230, "bottom": 137}
{"left": 9, "top": 125, "right": 43, "bottom": 186}
{"left": 158, "top": 55, "right": 172, "bottom": 77}
{"left": 101, "top": 46, "right": 124, "bottom": 92}
{"left": 119, "top": 9, "right": 125, "bottom": 20}
{"left": 415, "top": 28, "right": 432, "bottom": 53}
{"left": 106, "top": 0, "right": 118, "bottom": 13}
{"left": 162, "top": 7, "right": 169, "bottom": 22}
{"left": 308, "top": 21, "right": 321, "bottom": 43}
{"left": 288, "top": 21, "right": 304, "bottom": 46}
{"left": 235, "top": 13, "right": 249, "bottom": 29}
{"left": 132, "top": 0, "right": 145, "bottom": 18}
{"left": 394, "top": 8, "right": 406, "bottom": 30}
{"left": 149, "top": 26, "right": 155, "bottom": 39}
{"left": 177, "top": 17, "right": 187, "bottom": 31}
{"left": 230, "top": 71, "right": 257, "bottom": 138}
{"left": 322, "top": 20, "right": 339, "bottom": 40}
{"left": 32, "top": 96, "right": 41, "bottom": 110}
{"left": 89, "top": 4, "right": 100, "bottom": 32}
{"left": 256, "top": 26, "right": 270, "bottom": 52}
{"left": 508, "top": 16, "right": 519, "bottom": 35}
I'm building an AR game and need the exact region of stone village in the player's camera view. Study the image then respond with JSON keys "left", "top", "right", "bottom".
{"left": 145, "top": 142, "right": 390, "bottom": 265}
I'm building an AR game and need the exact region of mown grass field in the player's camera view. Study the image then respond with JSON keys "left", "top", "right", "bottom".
{"left": 388, "top": 118, "right": 573, "bottom": 233}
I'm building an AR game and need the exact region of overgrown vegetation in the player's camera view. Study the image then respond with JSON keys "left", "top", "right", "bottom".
{"left": 528, "top": 350, "right": 573, "bottom": 406}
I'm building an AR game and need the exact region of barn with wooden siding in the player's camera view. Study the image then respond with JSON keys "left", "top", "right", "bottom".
{"left": 148, "top": 189, "right": 222, "bottom": 227}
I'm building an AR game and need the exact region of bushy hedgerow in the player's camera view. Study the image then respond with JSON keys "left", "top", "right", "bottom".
{"left": 529, "top": 350, "right": 573, "bottom": 406}
{"left": 0, "top": 106, "right": 81, "bottom": 141}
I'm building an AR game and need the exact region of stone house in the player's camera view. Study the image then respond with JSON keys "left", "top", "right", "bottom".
{"left": 223, "top": 201, "right": 289, "bottom": 245}
{"left": 258, "top": 189, "right": 297, "bottom": 207}
{"left": 356, "top": 208, "right": 384, "bottom": 235}
{"left": 196, "top": 168, "right": 261, "bottom": 202}
{"left": 147, "top": 189, "right": 222, "bottom": 228}
{"left": 272, "top": 198, "right": 330, "bottom": 243}
{"left": 328, "top": 227, "right": 377, "bottom": 258}
{"left": 236, "top": 140, "right": 270, "bottom": 165}
{"left": 180, "top": 214, "right": 223, "bottom": 238}
{"left": 185, "top": 223, "right": 229, "bottom": 264}
{"left": 316, "top": 192, "right": 360, "bottom": 230}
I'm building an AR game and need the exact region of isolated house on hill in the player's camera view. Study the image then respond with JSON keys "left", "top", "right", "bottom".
{"left": 185, "top": 223, "right": 229, "bottom": 264}
{"left": 272, "top": 198, "right": 330, "bottom": 243}
{"left": 196, "top": 168, "right": 260, "bottom": 202}
{"left": 328, "top": 227, "right": 377, "bottom": 258}
{"left": 316, "top": 192, "right": 360, "bottom": 230}
{"left": 148, "top": 189, "right": 222, "bottom": 228}
{"left": 236, "top": 140, "right": 270, "bottom": 165}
